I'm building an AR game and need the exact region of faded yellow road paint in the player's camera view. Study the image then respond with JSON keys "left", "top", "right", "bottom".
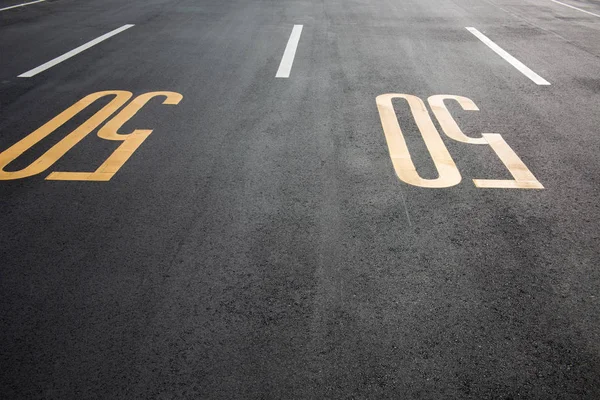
{"left": 0, "top": 91, "right": 132, "bottom": 180}
{"left": 428, "top": 95, "right": 543, "bottom": 189}
{"left": 376, "top": 93, "right": 461, "bottom": 188}
{"left": 377, "top": 93, "right": 543, "bottom": 190}
{"left": 428, "top": 95, "right": 487, "bottom": 144}
{"left": 47, "top": 91, "right": 183, "bottom": 181}
{"left": 473, "top": 133, "right": 544, "bottom": 189}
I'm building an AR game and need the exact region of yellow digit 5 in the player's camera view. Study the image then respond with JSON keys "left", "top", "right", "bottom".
{"left": 0, "top": 91, "right": 132, "bottom": 180}
{"left": 427, "top": 95, "right": 543, "bottom": 189}
{"left": 46, "top": 91, "right": 183, "bottom": 181}
{"left": 376, "top": 93, "right": 461, "bottom": 188}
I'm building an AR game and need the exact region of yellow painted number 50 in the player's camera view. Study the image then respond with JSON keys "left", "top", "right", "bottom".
{"left": 376, "top": 94, "right": 543, "bottom": 189}
{"left": 0, "top": 90, "right": 182, "bottom": 181}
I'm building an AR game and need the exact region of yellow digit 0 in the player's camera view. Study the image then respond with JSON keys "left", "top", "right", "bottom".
{"left": 0, "top": 91, "right": 132, "bottom": 180}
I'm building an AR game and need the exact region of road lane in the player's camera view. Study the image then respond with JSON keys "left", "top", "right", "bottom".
{"left": 0, "top": 0, "right": 179, "bottom": 80}
{"left": 465, "top": 27, "right": 550, "bottom": 85}
{"left": 1, "top": 1, "right": 322, "bottom": 397}
{"left": 1, "top": 0, "right": 599, "bottom": 398}
{"left": 18, "top": 24, "right": 135, "bottom": 78}
{"left": 0, "top": 0, "right": 45, "bottom": 12}
{"left": 551, "top": 0, "right": 600, "bottom": 18}
{"left": 464, "top": 0, "right": 600, "bottom": 55}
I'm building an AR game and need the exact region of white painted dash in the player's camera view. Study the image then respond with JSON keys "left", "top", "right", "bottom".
{"left": 466, "top": 27, "right": 550, "bottom": 86}
{"left": 276, "top": 25, "right": 303, "bottom": 78}
{"left": 18, "top": 24, "right": 135, "bottom": 78}
{"left": 551, "top": 0, "right": 600, "bottom": 18}
{"left": 0, "top": 0, "right": 45, "bottom": 12}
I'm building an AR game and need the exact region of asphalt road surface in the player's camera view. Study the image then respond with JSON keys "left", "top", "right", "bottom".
{"left": 2, "top": 0, "right": 600, "bottom": 398}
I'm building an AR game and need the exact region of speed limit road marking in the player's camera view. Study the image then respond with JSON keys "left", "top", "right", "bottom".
{"left": 0, "top": 91, "right": 182, "bottom": 181}
{"left": 376, "top": 94, "right": 543, "bottom": 189}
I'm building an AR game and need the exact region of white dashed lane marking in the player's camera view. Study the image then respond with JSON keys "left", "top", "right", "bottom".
{"left": 276, "top": 25, "right": 303, "bottom": 78}
{"left": 19, "top": 24, "right": 135, "bottom": 78}
{"left": 551, "top": 0, "right": 600, "bottom": 18}
{"left": 466, "top": 27, "right": 550, "bottom": 86}
{"left": 0, "top": 0, "right": 45, "bottom": 12}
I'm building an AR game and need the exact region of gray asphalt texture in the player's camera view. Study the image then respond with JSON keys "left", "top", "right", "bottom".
{"left": 1, "top": 0, "right": 600, "bottom": 398}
